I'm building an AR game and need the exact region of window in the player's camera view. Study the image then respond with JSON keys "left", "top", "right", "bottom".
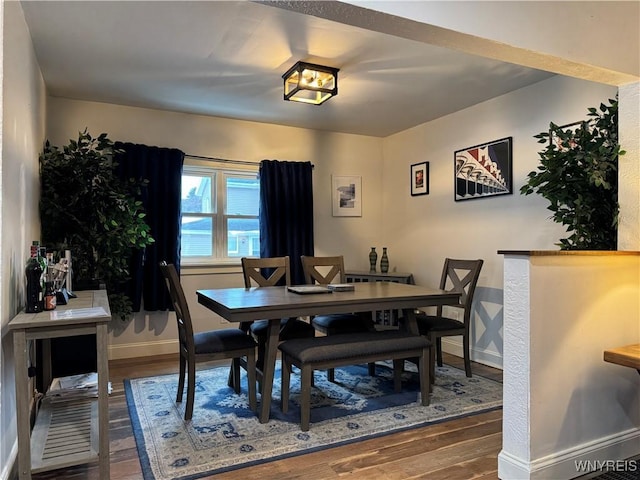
{"left": 181, "top": 161, "right": 259, "bottom": 264}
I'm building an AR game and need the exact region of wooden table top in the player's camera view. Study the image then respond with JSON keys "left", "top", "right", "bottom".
{"left": 8, "top": 290, "right": 111, "bottom": 330}
{"left": 603, "top": 343, "right": 640, "bottom": 371}
{"left": 197, "top": 281, "right": 458, "bottom": 323}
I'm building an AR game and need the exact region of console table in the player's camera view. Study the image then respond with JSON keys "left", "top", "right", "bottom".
{"left": 345, "top": 270, "right": 414, "bottom": 284}
{"left": 345, "top": 270, "right": 414, "bottom": 326}
{"left": 9, "top": 290, "right": 111, "bottom": 479}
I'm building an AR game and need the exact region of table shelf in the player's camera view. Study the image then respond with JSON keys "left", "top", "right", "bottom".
{"left": 30, "top": 398, "right": 99, "bottom": 473}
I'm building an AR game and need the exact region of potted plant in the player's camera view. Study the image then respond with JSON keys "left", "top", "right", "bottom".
{"left": 520, "top": 97, "right": 625, "bottom": 250}
{"left": 39, "top": 129, "right": 154, "bottom": 319}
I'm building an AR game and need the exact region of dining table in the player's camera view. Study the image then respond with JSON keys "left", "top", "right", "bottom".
{"left": 197, "top": 281, "right": 460, "bottom": 423}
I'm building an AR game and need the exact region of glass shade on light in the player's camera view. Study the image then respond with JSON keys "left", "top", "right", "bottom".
{"left": 282, "top": 61, "right": 339, "bottom": 105}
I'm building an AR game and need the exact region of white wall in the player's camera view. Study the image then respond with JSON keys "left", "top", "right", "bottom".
{"left": 618, "top": 82, "right": 640, "bottom": 250}
{"left": 499, "top": 252, "right": 640, "bottom": 479}
{"left": 0, "top": 1, "right": 46, "bottom": 477}
{"left": 46, "top": 97, "right": 385, "bottom": 359}
{"left": 382, "top": 75, "right": 617, "bottom": 368}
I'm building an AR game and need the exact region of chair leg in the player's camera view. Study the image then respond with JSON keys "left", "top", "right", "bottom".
{"left": 429, "top": 333, "right": 436, "bottom": 384}
{"left": 227, "top": 363, "right": 236, "bottom": 390}
{"left": 300, "top": 365, "right": 312, "bottom": 431}
{"left": 426, "top": 345, "right": 433, "bottom": 393}
{"left": 419, "top": 347, "right": 430, "bottom": 406}
{"left": 231, "top": 358, "right": 241, "bottom": 394}
{"left": 281, "top": 356, "right": 291, "bottom": 413}
{"left": 436, "top": 337, "right": 443, "bottom": 367}
{"left": 246, "top": 352, "right": 257, "bottom": 412}
{"left": 392, "top": 359, "right": 403, "bottom": 393}
{"left": 327, "top": 368, "right": 335, "bottom": 383}
{"left": 463, "top": 334, "right": 472, "bottom": 377}
{"left": 368, "top": 362, "right": 376, "bottom": 376}
{"left": 177, "top": 354, "right": 186, "bottom": 403}
{"left": 185, "top": 357, "right": 196, "bottom": 421}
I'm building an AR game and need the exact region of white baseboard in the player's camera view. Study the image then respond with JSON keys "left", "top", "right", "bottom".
{"left": 108, "top": 338, "right": 505, "bottom": 368}
{"left": 498, "top": 428, "right": 640, "bottom": 479}
{"left": 108, "top": 339, "right": 178, "bottom": 360}
{"left": 107, "top": 337, "right": 502, "bottom": 368}
{"left": 441, "top": 337, "right": 503, "bottom": 370}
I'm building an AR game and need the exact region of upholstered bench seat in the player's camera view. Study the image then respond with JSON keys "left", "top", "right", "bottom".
{"left": 279, "top": 331, "right": 431, "bottom": 431}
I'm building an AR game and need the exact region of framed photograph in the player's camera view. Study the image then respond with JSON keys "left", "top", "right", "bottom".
{"left": 454, "top": 136, "right": 512, "bottom": 202}
{"left": 410, "top": 162, "right": 429, "bottom": 196}
{"left": 332, "top": 175, "right": 362, "bottom": 217}
{"left": 549, "top": 121, "right": 582, "bottom": 150}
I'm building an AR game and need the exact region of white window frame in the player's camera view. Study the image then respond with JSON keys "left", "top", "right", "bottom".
{"left": 181, "top": 159, "right": 259, "bottom": 266}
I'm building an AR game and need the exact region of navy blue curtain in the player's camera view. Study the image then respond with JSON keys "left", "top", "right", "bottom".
{"left": 114, "top": 142, "right": 184, "bottom": 311}
{"left": 259, "top": 160, "right": 314, "bottom": 285}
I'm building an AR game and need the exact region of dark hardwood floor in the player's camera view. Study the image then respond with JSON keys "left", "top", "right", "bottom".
{"left": 31, "top": 352, "right": 503, "bottom": 480}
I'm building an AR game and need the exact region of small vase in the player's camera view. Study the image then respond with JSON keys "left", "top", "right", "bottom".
{"left": 380, "top": 247, "right": 389, "bottom": 273}
{"left": 369, "top": 247, "right": 378, "bottom": 272}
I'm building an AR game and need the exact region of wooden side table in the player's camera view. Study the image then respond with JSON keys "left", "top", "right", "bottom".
{"left": 9, "top": 290, "right": 111, "bottom": 479}
{"left": 604, "top": 343, "right": 640, "bottom": 374}
{"left": 345, "top": 270, "right": 414, "bottom": 326}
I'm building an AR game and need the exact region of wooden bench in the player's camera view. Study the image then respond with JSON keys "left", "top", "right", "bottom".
{"left": 279, "top": 331, "right": 431, "bottom": 431}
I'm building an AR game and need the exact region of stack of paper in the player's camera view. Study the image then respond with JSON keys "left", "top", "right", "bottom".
{"left": 45, "top": 372, "right": 112, "bottom": 402}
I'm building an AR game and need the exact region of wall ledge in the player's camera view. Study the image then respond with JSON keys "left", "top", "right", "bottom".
{"left": 497, "top": 250, "right": 640, "bottom": 256}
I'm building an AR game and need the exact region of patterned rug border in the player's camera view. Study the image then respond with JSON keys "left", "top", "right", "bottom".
{"left": 125, "top": 363, "right": 503, "bottom": 480}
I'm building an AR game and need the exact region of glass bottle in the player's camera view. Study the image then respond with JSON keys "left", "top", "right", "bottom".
{"left": 38, "top": 246, "right": 48, "bottom": 290}
{"left": 380, "top": 247, "right": 389, "bottom": 273}
{"left": 25, "top": 241, "right": 44, "bottom": 313}
{"left": 44, "top": 280, "right": 57, "bottom": 310}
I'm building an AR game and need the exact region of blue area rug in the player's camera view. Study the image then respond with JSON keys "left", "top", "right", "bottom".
{"left": 125, "top": 361, "right": 502, "bottom": 480}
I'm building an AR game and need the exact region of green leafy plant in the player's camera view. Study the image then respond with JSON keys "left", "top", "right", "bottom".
{"left": 39, "top": 129, "right": 154, "bottom": 319}
{"left": 520, "top": 97, "right": 624, "bottom": 250}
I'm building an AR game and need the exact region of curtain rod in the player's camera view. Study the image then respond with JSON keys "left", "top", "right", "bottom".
{"left": 185, "top": 154, "right": 258, "bottom": 167}
{"left": 185, "top": 154, "right": 314, "bottom": 169}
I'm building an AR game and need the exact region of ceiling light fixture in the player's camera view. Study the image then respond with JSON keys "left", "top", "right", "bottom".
{"left": 282, "top": 61, "right": 339, "bottom": 105}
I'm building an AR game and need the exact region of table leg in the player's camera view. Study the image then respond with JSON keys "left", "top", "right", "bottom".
{"left": 96, "top": 323, "right": 110, "bottom": 479}
{"left": 41, "top": 339, "right": 52, "bottom": 390}
{"left": 402, "top": 307, "right": 433, "bottom": 393}
{"left": 402, "top": 308, "right": 419, "bottom": 335}
{"left": 14, "top": 330, "right": 32, "bottom": 479}
{"left": 259, "top": 319, "right": 281, "bottom": 423}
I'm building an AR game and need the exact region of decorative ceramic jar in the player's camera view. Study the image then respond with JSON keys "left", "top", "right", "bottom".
{"left": 380, "top": 247, "right": 389, "bottom": 273}
{"left": 369, "top": 247, "right": 378, "bottom": 272}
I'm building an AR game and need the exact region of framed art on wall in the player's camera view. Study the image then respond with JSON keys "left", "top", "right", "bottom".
{"left": 410, "top": 162, "right": 429, "bottom": 196}
{"left": 332, "top": 175, "right": 362, "bottom": 217}
{"left": 549, "top": 121, "right": 585, "bottom": 150}
{"left": 454, "top": 136, "right": 513, "bottom": 201}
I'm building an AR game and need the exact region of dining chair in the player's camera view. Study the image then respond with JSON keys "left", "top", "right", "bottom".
{"left": 159, "top": 261, "right": 257, "bottom": 421}
{"left": 240, "top": 256, "right": 315, "bottom": 380}
{"left": 415, "top": 258, "right": 483, "bottom": 379}
{"left": 300, "top": 255, "right": 375, "bottom": 381}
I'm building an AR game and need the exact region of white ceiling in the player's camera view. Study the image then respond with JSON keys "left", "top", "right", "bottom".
{"left": 21, "top": 1, "right": 555, "bottom": 138}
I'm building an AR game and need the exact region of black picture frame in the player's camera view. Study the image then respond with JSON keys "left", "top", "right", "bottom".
{"left": 549, "top": 121, "right": 582, "bottom": 150}
{"left": 410, "top": 161, "right": 429, "bottom": 196}
{"left": 454, "top": 136, "right": 513, "bottom": 201}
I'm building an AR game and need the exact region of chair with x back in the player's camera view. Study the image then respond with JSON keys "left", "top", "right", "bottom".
{"left": 301, "top": 255, "right": 376, "bottom": 381}
{"left": 159, "top": 261, "right": 257, "bottom": 421}
{"left": 415, "top": 258, "right": 483, "bottom": 380}
{"left": 241, "top": 256, "right": 316, "bottom": 379}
